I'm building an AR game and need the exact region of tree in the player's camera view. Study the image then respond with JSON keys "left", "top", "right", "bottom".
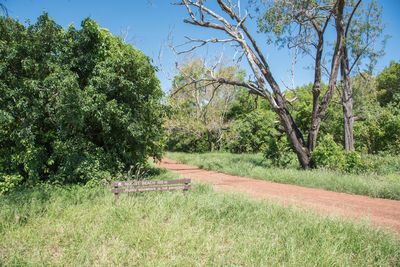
{"left": 166, "top": 59, "right": 245, "bottom": 152}
{"left": 253, "top": 0, "right": 346, "bottom": 155}
{"left": 0, "top": 14, "right": 165, "bottom": 188}
{"left": 256, "top": 0, "right": 386, "bottom": 152}
{"left": 339, "top": 0, "right": 386, "bottom": 151}
{"left": 173, "top": 0, "right": 347, "bottom": 168}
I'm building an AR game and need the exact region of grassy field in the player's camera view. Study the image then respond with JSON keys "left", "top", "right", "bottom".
{"left": 166, "top": 152, "right": 400, "bottom": 200}
{"left": 1, "top": 172, "right": 399, "bottom": 266}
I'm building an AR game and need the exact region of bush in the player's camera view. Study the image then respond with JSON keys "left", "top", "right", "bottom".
{"left": 263, "top": 137, "right": 297, "bottom": 167}
{"left": 311, "top": 134, "right": 373, "bottom": 173}
{"left": 228, "top": 109, "right": 278, "bottom": 153}
{"left": 0, "top": 14, "right": 165, "bottom": 189}
{"left": 354, "top": 104, "right": 400, "bottom": 154}
{"left": 342, "top": 151, "right": 373, "bottom": 174}
{"left": 0, "top": 173, "right": 24, "bottom": 194}
{"left": 166, "top": 131, "right": 209, "bottom": 153}
{"left": 311, "top": 134, "right": 344, "bottom": 170}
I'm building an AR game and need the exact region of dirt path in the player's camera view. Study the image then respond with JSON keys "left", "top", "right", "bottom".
{"left": 158, "top": 158, "right": 400, "bottom": 233}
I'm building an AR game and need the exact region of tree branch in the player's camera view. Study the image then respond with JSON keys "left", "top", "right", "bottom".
{"left": 345, "top": 0, "right": 362, "bottom": 38}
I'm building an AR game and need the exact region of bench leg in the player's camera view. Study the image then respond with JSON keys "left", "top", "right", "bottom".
{"left": 114, "top": 186, "right": 119, "bottom": 203}
{"left": 184, "top": 182, "right": 189, "bottom": 193}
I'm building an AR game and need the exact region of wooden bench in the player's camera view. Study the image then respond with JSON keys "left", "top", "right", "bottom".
{"left": 111, "top": 178, "right": 191, "bottom": 202}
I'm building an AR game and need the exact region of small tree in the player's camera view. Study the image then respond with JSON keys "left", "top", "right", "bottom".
{"left": 339, "top": 0, "right": 386, "bottom": 151}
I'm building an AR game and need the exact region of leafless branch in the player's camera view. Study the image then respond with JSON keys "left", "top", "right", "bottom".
{"left": 173, "top": 36, "right": 234, "bottom": 55}
{"left": 171, "top": 77, "right": 263, "bottom": 97}
{"left": 172, "top": 0, "right": 282, "bottom": 110}
{"left": 353, "top": 116, "right": 366, "bottom": 121}
{"left": 281, "top": 80, "right": 298, "bottom": 103}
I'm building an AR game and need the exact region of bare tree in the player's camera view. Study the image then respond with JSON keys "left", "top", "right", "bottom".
{"left": 172, "top": 0, "right": 346, "bottom": 168}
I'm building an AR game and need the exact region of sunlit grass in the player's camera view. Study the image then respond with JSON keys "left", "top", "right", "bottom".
{"left": 166, "top": 152, "right": 400, "bottom": 200}
{"left": 0, "top": 174, "right": 399, "bottom": 266}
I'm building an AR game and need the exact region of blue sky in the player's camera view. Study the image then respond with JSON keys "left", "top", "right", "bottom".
{"left": 4, "top": 0, "right": 400, "bottom": 92}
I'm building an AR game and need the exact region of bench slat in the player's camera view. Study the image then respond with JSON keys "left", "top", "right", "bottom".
{"left": 111, "top": 178, "right": 190, "bottom": 187}
{"left": 112, "top": 184, "right": 190, "bottom": 193}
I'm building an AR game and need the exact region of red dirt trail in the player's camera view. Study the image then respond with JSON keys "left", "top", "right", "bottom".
{"left": 157, "top": 158, "right": 400, "bottom": 233}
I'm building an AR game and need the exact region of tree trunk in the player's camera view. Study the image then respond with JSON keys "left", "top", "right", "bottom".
{"left": 308, "top": 116, "right": 322, "bottom": 153}
{"left": 207, "top": 131, "right": 214, "bottom": 152}
{"left": 341, "top": 43, "right": 355, "bottom": 151}
{"left": 343, "top": 100, "right": 354, "bottom": 151}
{"left": 277, "top": 106, "right": 311, "bottom": 169}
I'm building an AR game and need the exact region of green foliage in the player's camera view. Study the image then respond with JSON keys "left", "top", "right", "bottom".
{"left": 0, "top": 14, "right": 165, "bottom": 189}
{"left": 166, "top": 130, "right": 209, "bottom": 153}
{"left": 366, "top": 153, "right": 400, "bottom": 176}
{"left": 311, "top": 134, "right": 345, "bottom": 170}
{"left": 280, "top": 82, "right": 343, "bottom": 144}
{"left": 166, "top": 59, "right": 400, "bottom": 170}
{"left": 287, "top": 73, "right": 400, "bottom": 157}
{"left": 0, "top": 173, "right": 24, "bottom": 194}
{"left": 351, "top": 72, "right": 378, "bottom": 109}
{"left": 311, "top": 135, "right": 373, "bottom": 174}
{"left": 348, "top": 70, "right": 400, "bottom": 155}
{"left": 377, "top": 61, "right": 400, "bottom": 107}
{"left": 166, "top": 59, "right": 245, "bottom": 152}
{"left": 354, "top": 104, "right": 400, "bottom": 154}
{"left": 263, "top": 137, "right": 297, "bottom": 167}
{"left": 342, "top": 151, "right": 373, "bottom": 174}
{"left": 227, "top": 108, "right": 278, "bottom": 153}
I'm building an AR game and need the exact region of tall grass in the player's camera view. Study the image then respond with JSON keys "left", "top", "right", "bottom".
{"left": 0, "top": 175, "right": 399, "bottom": 266}
{"left": 167, "top": 152, "right": 400, "bottom": 200}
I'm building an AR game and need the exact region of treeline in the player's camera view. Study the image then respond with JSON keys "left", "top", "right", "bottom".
{"left": 166, "top": 59, "right": 400, "bottom": 171}
{"left": 0, "top": 14, "right": 165, "bottom": 193}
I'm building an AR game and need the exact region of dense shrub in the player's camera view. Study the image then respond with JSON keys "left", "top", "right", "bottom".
{"left": 0, "top": 14, "right": 165, "bottom": 191}
{"left": 263, "top": 137, "right": 297, "bottom": 167}
{"left": 166, "top": 131, "right": 209, "bottom": 153}
{"left": 354, "top": 105, "right": 400, "bottom": 154}
{"left": 311, "top": 134, "right": 344, "bottom": 169}
{"left": 227, "top": 109, "right": 278, "bottom": 153}
{"left": 311, "top": 135, "right": 373, "bottom": 173}
{"left": 377, "top": 61, "right": 400, "bottom": 107}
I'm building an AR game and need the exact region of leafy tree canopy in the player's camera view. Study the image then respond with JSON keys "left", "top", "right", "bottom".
{"left": 377, "top": 61, "right": 400, "bottom": 107}
{"left": 0, "top": 13, "right": 165, "bottom": 191}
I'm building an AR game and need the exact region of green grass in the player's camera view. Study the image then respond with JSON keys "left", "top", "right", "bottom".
{"left": 365, "top": 153, "right": 400, "bottom": 175}
{"left": 166, "top": 152, "right": 400, "bottom": 200}
{"left": 1, "top": 172, "right": 399, "bottom": 266}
